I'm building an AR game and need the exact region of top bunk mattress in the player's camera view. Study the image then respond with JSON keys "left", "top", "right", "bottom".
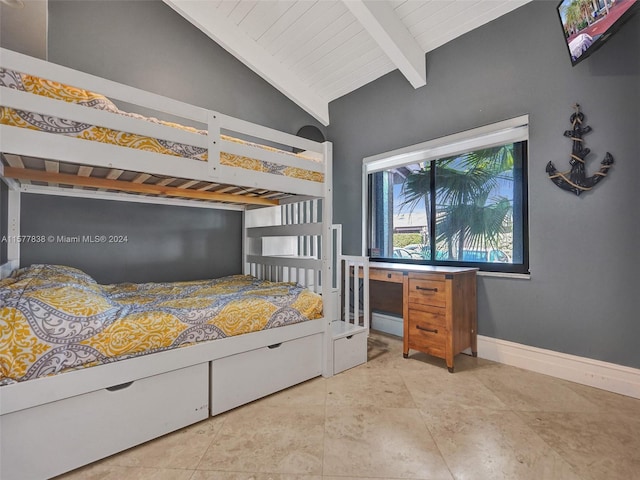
{"left": 0, "top": 264, "right": 323, "bottom": 385}
{"left": 0, "top": 68, "right": 324, "bottom": 184}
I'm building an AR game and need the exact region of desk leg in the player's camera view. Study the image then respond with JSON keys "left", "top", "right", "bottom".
{"left": 402, "top": 274, "right": 409, "bottom": 358}
{"left": 446, "top": 343, "right": 455, "bottom": 373}
{"left": 470, "top": 317, "right": 478, "bottom": 358}
{"left": 470, "top": 274, "right": 478, "bottom": 358}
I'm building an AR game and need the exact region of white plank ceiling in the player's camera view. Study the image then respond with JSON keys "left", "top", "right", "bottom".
{"left": 165, "top": 0, "right": 532, "bottom": 125}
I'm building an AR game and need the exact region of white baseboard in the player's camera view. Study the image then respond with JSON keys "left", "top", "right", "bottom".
{"left": 371, "top": 312, "right": 403, "bottom": 337}
{"left": 478, "top": 335, "right": 640, "bottom": 399}
{"left": 370, "top": 314, "right": 640, "bottom": 399}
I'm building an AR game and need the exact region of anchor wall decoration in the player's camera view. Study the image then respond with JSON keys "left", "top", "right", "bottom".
{"left": 546, "top": 104, "right": 614, "bottom": 196}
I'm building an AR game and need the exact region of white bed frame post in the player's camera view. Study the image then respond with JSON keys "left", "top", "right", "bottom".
{"left": 0, "top": 174, "right": 21, "bottom": 277}
{"left": 6, "top": 188, "right": 20, "bottom": 265}
{"left": 206, "top": 110, "right": 221, "bottom": 180}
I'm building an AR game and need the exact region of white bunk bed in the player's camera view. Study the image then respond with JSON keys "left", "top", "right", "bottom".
{"left": 0, "top": 48, "right": 369, "bottom": 480}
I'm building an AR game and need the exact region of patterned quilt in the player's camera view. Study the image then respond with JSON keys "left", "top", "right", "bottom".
{"left": 0, "top": 68, "right": 324, "bottom": 183}
{"left": 0, "top": 265, "right": 323, "bottom": 385}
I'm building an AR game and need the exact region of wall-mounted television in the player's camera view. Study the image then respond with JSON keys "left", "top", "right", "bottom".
{"left": 557, "top": 0, "right": 638, "bottom": 66}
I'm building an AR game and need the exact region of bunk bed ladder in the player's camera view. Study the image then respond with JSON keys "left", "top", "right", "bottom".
{"left": 331, "top": 224, "right": 369, "bottom": 374}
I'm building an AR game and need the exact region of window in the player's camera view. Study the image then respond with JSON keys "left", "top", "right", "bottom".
{"left": 364, "top": 116, "right": 529, "bottom": 274}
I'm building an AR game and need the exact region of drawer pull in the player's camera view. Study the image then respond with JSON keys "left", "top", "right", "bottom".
{"left": 416, "top": 286, "right": 438, "bottom": 292}
{"left": 416, "top": 325, "right": 438, "bottom": 334}
{"left": 106, "top": 381, "right": 134, "bottom": 392}
{"left": 387, "top": 273, "right": 392, "bottom": 278}
{"left": 267, "top": 343, "right": 282, "bottom": 349}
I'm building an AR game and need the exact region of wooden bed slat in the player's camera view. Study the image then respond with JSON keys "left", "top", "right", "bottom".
{"left": 44, "top": 160, "right": 60, "bottom": 187}
{"left": 106, "top": 169, "right": 124, "bottom": 180}
{"left": 44, "top": 160, "right": 59, "bottom": 173}
{"left": 132, "top": 173, "right": 152, "bottom": 183}
{"left": 197, "top": 183, "right": 219, "bottom": 191}
{"left": 156, "top": 178, "right": 176, "bottom": 186}
{"left": 3, "top": 167, "right": 280, "bottom": 206}
{"left": 213, "top": 186, "right": 238, "bottom": 194}
{"left": 75, "top": 165, "right": 93, "bottom": 190}
{"left": 177, "top": 180, "right": 199, "bottom": 189}
{"left": 4, "top": 154, "right": 25, "bottom": 168}
{"left": 77, "top": 166, "right": 93, "bottom": 177}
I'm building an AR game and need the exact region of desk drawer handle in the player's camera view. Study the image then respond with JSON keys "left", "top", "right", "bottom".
{"left": 416, "top": 286, "right": 438, "bottom": 292}
{"left": 268, "top": 343, "right": 282, "bottom": 349}
{"left": 387, "top": 273, "right": 392, "bottom": 278}
{"left": 416, "top": 325, "right": 438, "bottom": 334}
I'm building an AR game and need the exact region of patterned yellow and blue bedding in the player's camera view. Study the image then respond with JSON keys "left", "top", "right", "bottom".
{"left": 0, "top": 68, "right": 324, "bottom": 183}
{"left": 0, "top": 264, "right": 323, "bottom": 385}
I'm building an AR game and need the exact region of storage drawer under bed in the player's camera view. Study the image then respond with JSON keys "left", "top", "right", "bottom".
{"left": 334, "top": 331, "right": 368, "bottom": 374}
{"left": 211, "top": 332, "right": 323, "bottom": 415}
{"left": 0, "top": 363, "right": 209, "bottom": 480}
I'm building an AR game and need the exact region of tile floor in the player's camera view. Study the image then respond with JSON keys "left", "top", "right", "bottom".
{"left": 57, "top": 331, "right": 640, "bottom": 480}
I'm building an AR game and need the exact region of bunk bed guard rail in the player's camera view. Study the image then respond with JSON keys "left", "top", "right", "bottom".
{"left": 340, "top": 255, "right": 370, "bottom": 332}
{"left": 0, "top": 48, "right": 327, "bottom": 198}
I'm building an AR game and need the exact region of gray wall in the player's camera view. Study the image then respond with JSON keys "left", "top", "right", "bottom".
{"left": 328, "top": 1, "right": 640, "bottom": 368}
{"left": 20, "top": 194, "right": 241, "bottom": 285}
{"left": 47, "top": 0, "right": 325, "bottom": 135}
{"left": 0, "top": 0, "right": 47, "bottom": 60}
{"left": 17, "top": 0, "right": 324, "bottom": 283}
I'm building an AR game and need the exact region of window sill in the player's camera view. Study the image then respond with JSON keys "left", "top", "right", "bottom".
{"left": 477, "top": 270, "right": 531, "bottom": 280}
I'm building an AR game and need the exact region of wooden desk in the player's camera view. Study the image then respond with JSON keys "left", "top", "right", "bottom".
{"left": 369, "top": 262, "right": 477, "bottom": 373}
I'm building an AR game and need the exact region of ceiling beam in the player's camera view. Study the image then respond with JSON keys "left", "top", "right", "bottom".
{"left": 163, "top": 0, "right": 330, "bottom": 126}
{"left": 343, "top": 0, "right": 426, "bottom": 89}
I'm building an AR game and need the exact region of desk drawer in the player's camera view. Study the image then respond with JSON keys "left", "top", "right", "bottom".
{"left": 369, "top": 268, "right": 404, "bottom": 283}
{"left": 408, "top": 277, "right": 446, "bottom": 307}
{"left": 408, "top": 310, "right": 446, "bottom": 357}
{"left": 409, "top": 305, "right": 446, "bottom": 328}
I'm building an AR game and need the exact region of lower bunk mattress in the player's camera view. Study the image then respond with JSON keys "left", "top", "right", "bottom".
{"left": 0, "top": 264, "right": 323, "bottom": 385}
